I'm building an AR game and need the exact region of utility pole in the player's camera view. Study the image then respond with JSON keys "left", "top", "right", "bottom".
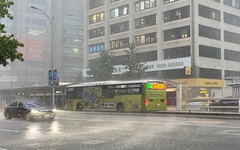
{"left": 31, "top": 6, "right": 56, "bottom": 108}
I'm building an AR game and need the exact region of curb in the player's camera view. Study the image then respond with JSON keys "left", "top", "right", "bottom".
{"left": 55, "top": 110, "right": 240, "bottom": 120}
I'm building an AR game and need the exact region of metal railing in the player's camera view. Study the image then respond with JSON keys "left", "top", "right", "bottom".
{"left": 182, "top": 98, "right": 240, "bottom": 113}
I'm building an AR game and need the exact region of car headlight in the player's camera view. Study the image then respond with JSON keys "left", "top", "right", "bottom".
{"left": 31, "top": 109, "right": 39, "bottom": 114}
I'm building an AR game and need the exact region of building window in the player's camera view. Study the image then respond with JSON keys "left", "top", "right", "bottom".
{"left": 135, "top": 0, "right": 156, "bottom": 12}
{"left": 199, "top": 45, "right": 221, "bottom": 59}
{"left": 63, "top": 47, "right": 83, "bottom": 55}
{"left": 89, "top": 12, "right": 104, "bottom": 24}
{"left": 110, "top": 38, "right": 129, "bottom": 50}
{"left": 224, "top": 31, "right": 240, "bottom": 44}
{"left": 164, "top": 26, "right": 190, "bottom": 41}
{"left": 63, "top": 67, "right": 81, "bottom": 74}
{"left": 89, "top": 27, "right": 105, "bottom": 39}
{"left": 164, "top": 6, "right": 190, "bottom": 23}
{"left": 135, "top": 32, "right": 157, "bottom": 46}
{"left": 89, "top": 43, "right": 105, "bottom": 54}
{"left": 110, "top": 0, "right": 121, "bottom": 3}
{"left": 110, "top": 5, "right": 129, "bottom": 19}
{"left": 135, "top": 14, "right": 157, "bottom": 29}
{"left": 111, "top": 51, "right": 157, "bottom": 65}
{"left": 224, "top": 0, "right": 240, "bottom": 10}
{"left": 63, "top": 18, "right": 82, "bottom": 26}
{"left": 64, "top": 28, "right": 83, "bottom": 36}
{"left": 225, "top": 70, "right": 240, "bottom": 77}
{"left": 164, "top": 0, "right": 180, "bottom": 4}
{"left": 164, "top": 46, "right": 190, "bottom": 59}
{"left": 211, "top": 0, "right": 220, "bottom": 2}
{"left": 200, "top": 68, "right": 222, "bottom": 79}
{"left": 224, "top": 12, "right": 240, "bottom": 27}
{"left": 199, "top": 5, "right": 220, "bottom": 21}
{"left": 63, "top": 37, "right": 83, "bottom": 45}
{"left": 199, "top": 25, "right": 221, "bottom": 40}
{"left": 162, "top": 69, "right": 187, "bottom": 79}
{"left": 225, "top": 49, "right": 240, "bottom": 62}
{"left": 89, "top": 0, "right": 104, "bottom": 10}
{"left": 110, "top": 21, "right": 129, "bottom": 34}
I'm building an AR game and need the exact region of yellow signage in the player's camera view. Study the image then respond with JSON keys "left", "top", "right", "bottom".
{"left": 171, "top": 78, "right": 223, "bottom": 88}
{"left": 185, "top": 66, "right": 191, "bottom": 75}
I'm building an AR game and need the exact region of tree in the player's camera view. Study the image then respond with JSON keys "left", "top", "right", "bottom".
{"left": 122, "top": 43, "right": 147, "bottom": 80}
{"left": 0, "top": 0, "right": 24, "bottom": 66}
{"left": 87, "top": 50, "right": 114, "bottom": 81}
{"left": 74, "top": 70, "right": 84, "bottom": 84}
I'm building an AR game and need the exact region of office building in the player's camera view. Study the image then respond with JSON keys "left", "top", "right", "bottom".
{"left": 84, "top": 0, "right": 240, "bottom": 100}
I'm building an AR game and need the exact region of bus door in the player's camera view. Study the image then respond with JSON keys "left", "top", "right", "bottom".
{"left": 125, "top": 84, "right": 142, "bottom": 111}
{"left": 143, "top": 82, "right": 167, "bottom": 111}
{"left": 102, "top": 85, "right": 116, "bottom": 110}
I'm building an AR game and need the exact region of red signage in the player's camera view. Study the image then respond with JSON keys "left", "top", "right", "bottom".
{"left": 17, "top": 38, "right": 45, "bottom": 61}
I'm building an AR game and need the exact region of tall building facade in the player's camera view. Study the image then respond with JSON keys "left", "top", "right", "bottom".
{"left": 84, "top": 0, "right": 240, "bottom": 98}
{"left": 0, "top": 0, "right": 51, "bottom": 88}
{"left": 0, "top": 0, "right": 84, "bottom": 89}
{"left": 52, "top": 0, "right": 84, "bottom": 84}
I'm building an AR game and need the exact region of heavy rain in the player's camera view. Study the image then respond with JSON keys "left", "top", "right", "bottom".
{"left": 0, "top": 0, "right": 240, "bottom": 149}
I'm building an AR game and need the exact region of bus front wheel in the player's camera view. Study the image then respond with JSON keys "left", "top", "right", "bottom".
{"left": 117, "top": 103, "right": 124, "bottom": 112}
{"left": 76, "top": 103, "right": 83, "bottom": 111}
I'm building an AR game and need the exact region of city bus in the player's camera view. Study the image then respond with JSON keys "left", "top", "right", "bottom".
{"left": 66, "top": 80, "right": 167, "bottom": 112}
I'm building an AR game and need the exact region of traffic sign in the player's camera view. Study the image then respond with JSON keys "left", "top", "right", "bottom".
{"left": 48, "top": 70, "right": 53, "bottom": 86}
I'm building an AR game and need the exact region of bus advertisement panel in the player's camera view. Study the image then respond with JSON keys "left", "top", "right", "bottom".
{"left": 66, "top": 80, "right": 167, "bottom": 112}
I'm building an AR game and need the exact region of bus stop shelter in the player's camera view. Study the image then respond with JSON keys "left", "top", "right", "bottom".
{"left": 0, "top": 85, "right": 68, "bottom": 110}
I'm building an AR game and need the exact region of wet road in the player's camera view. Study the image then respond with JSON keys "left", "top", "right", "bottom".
{"left": 0, "top": 111, "right": 240, "bottom": 150}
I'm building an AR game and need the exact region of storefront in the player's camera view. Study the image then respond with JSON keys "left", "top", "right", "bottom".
{"left": 171, "top": 78, "right": 223, "bottom": 99}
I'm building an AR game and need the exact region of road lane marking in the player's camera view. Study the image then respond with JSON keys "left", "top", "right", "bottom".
{"left": 56, "top": 118, "right": 240, "bottom": 130}
{"left": 0, "top": 129, "right": 22, "bottom": 133}
{"left": 216, "top": 130, "right": 240, "bottom": 136}
{"left": 82, "top": 126, "right": 135, "bottom": 131}
{"left": 0, "top": 148, "right": 9, "bottom": 150}
{"left": 189, "top": 120, "right": 226, "bottom": 125}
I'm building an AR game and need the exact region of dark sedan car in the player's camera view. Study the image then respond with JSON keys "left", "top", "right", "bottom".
{"left": 3, "top": 101, "right": 56, "bottom": 121}
{"left": 210, "top": 99, "right": 239, "bottom": 106}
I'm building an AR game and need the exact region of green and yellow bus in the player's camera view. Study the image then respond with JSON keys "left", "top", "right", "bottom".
{"left": 66, "top": 80, "right": 167, "bottom": 112}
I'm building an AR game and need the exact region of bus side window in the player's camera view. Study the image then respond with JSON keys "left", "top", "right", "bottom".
{"left": 127, "top": 84, "right": 142, "bottom": 95}
{"left": 103, "top": 89, "right": 115, "bottom": 98}
{"left": 128, "top": 88, "right": 141, "bottom": 95}
{"left": 75, "top": 87, "right": 83, "bottom": 99}
{"left": 115, "top": 84, "right": 127, "bottom": 95}
{"left": 103, "top": 85, "right": 115, "bottom": 98}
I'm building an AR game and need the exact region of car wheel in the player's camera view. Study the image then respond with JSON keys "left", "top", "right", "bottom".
{"left": 5, "top": 112, "right": 11, "bottom": 120}
{"left": 25, "top": 113, "right": 32, "bottom": 121}
{"left": 117, "top": 103, "right": 124, "bottom": 112}
{"left": 76, "top": 103, "right": 83, "bottom": 111}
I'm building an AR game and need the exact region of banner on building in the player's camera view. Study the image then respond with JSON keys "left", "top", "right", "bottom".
{"left": 83, "top": 57, "right": 191, "bottom": 77}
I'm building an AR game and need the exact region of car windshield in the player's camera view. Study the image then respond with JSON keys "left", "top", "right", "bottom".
{"left": 24, "top": 102, "right": 42, "bottom": 108}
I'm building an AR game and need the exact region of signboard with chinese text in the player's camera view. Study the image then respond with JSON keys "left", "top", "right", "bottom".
{"left": 83, "top": 57, "right": 191, "bottom": 77}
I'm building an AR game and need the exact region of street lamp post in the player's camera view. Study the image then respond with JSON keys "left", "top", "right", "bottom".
{"left": 30, "top": 6, "right": 55, "bottom": 108}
